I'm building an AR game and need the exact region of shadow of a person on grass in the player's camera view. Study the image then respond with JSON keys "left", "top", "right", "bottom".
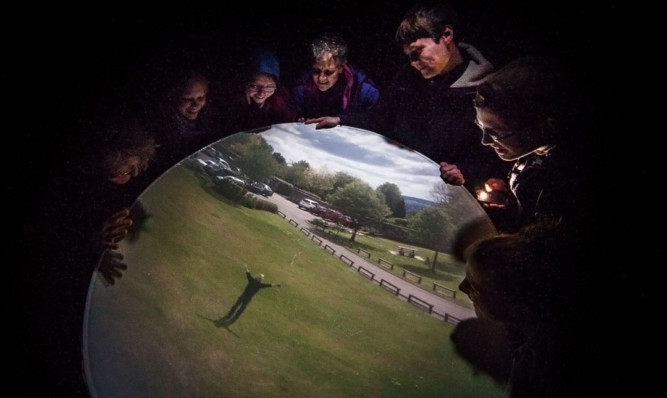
{"left": 216, "top": 265, "right": 281, "bottom": 325}
{"left": 196, "top": 313, "right": 240, "bottom": 338}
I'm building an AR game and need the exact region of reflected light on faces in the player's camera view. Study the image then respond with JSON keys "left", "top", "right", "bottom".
{"left": 247, "top": 76, "right": 277, "bottom": 105}
{"left": 312, "top": 57, "right": 340, "bottom": 91}
{"left": 178, "top": 81, "right": 208, "bottom": 120}
{"left": 108, "top": 156, "right": 142, "bottom": 185}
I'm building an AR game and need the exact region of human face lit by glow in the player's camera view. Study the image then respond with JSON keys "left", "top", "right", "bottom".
{"left": 108, "top": 155, "right": 142, "bottom": 185}
{"left": 475, "top": 107, "right": 533, "bottom": 161}
{"left": 311, "top": 55, "right": 342, "bottom": 92}
{"left": 402, "top": 32, "right": 454, "bottom": 79}
{"left": 246, "top": 75, "right": 277, "bottom": 106}
{"left": 177, "top": 80, "right": 208, "bottom": 121}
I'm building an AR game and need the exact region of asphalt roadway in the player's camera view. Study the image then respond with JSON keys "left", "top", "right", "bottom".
{"left": 263, "top": 192, "right": 476, "bottom": 324}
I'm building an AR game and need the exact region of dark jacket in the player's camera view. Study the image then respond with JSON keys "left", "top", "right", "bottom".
{"left": 224, "top": 85, "right": 297, "bottom": 133}
{"left": 340, "top": 44, "right": 510, "bottom": 193}
{"left": 146, "top": 105, "right": 223, "bottom": 179}
{"left": 291, "top": 64, "right": 380, "bottom": 119}
{"left": 504, "top": 143, "right": 582, "bottom": 230}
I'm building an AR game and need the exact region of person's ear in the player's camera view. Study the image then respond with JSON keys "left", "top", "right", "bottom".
{"left": 442, "top": 26, "right": 454, "bottom": 42}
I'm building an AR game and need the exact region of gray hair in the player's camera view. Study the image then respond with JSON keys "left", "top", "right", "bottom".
{"left": 309, "top": 33, "right": 348, "bottom": 66}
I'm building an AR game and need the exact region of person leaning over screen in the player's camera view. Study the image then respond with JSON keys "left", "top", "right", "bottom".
{"left": 291, "top": 32, "right": 380, "bottom": 120}
{"left": 304, "top": 1, "right": 510, "bottom": 196}
{"left": 439, "top": 56, "right": 587, "bottom": 233}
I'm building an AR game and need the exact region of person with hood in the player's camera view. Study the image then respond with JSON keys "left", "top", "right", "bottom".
{"left": 304, "top": 2, "right": 509, "bottom": 195}
{"left": 291, "top": 32, "right": 380, "bottom": 120}
{"left": 224, "top": 49, "right": 296, "bottom": 133}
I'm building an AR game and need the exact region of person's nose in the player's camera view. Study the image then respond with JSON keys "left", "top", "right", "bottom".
{"left": 480, "top": 130, "right": 495, "bottom": 146}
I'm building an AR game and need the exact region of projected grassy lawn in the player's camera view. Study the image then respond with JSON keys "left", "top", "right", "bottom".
{"left": 84, "top": 165, "right": 505, "bottom": 397}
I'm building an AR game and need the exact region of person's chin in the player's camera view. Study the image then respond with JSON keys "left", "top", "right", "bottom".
{"left": 110, "top": 176, "right": 131, "bottom": 185}
{"left": 420, "top": 68, "right": 435, "bottom": 79}
{"left": 494, "top": 148, "right": 515, "bottom": 161}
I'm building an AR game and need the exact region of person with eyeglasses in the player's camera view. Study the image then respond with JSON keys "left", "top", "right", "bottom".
{"left": 439, "top": 56, "right": 586, "bottom": 232}
{"left": 224, "top": 50, "right": 296, "bottom": 133}
{"left": 291, "top": 32, "right": 380, "bottom": 120}
{"left": 302, "top": 2, "right": 509, "bottom": 198}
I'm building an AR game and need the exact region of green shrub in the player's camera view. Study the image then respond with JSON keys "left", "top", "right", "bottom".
{"left": 242, "top": 195, "right": 278, "bottom": 213}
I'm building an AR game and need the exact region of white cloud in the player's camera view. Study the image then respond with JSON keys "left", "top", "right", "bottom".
{"left": 261, "top": 123, "right": 451, "bottom": 201}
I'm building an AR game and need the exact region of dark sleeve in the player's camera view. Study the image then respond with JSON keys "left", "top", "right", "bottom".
{"left": 340, "top": 69, "right": 406, "bottom": 133}
{"left": 513, "top": 157, "right": 573, "bottom": 224}
{"left": 290, "top": 79, "right": 307, "bottom": 119}
{"left": 359, "top": 81, "right": 380, "bottom": 110}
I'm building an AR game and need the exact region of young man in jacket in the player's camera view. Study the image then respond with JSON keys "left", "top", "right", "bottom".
{"left": 304, "top": 2, "right": 510, "bottom": 195}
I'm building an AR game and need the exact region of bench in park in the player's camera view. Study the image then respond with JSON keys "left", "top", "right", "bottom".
{"left": 397, "top": 246, "right": 416, "bottom": 258}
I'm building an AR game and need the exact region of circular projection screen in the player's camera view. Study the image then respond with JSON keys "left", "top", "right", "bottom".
{"left": 83, "top": 123, "right": 502, "bottom": 397}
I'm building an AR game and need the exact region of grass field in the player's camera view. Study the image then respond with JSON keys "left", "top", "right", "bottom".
{"left": 84, "top": 165, "right": 505, "bottom": 397}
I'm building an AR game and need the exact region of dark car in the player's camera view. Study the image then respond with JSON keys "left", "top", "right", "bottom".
{"left": 247, "top": 181, "right": 273, "bottom": 197}
{"left": 202, "top": 163, "right": 237, "bottom": 179}
{"left": 202, "top": 146, "right": 220, "bottom": 158}
{"left": 213, "top": 175, "right": 246, "bottom": 188}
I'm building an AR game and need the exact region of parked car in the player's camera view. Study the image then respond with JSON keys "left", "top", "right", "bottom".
{"left": 214, "top": 157, "right": 231, "bottom": 169}
{"left": 313, "top": 206, "right": 353, "bottom": 226}
{"left": 247, "top": 181, "right": 273, "bottom": 197}
{"left": 214, "top": 175, "right": 246, "bottom": 188}
{"left": 202, "top": 146, "right": 220, "bottom": 158}
{"left": 203, "top": 163, "right": 237, "bottom": 178}
{"left": 298, "top": 198, "right": 319, "bottom": 210}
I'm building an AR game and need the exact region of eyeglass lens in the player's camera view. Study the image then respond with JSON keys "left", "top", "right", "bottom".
{"left": 312, "top": 69, "right": 336, "bottom": 77}
{"left": 248, "top": 84, "right": 276, "bottom": 93}
{"left": 474, "top": 120, "right": 514, "bottom": 142}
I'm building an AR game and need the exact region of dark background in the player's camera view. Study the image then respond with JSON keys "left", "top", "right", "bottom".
{"left": 12, "top": 2, "right": 621, "bottom": 396}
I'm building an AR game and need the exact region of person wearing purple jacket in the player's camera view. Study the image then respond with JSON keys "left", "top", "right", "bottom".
{"left": 291, "top": 32, "right": 380, "bottom": 120}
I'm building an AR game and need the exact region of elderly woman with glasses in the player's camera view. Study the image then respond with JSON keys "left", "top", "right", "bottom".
{"left": 440, "top": 56, "right": 585, "bottom": 232}
{"left": 291, "top": 32, "right": 380, "bottom": 121}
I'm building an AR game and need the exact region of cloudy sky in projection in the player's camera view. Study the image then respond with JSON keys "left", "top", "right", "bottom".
{"left": 260, "top": 123, "right": 448, "bottom": 201}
